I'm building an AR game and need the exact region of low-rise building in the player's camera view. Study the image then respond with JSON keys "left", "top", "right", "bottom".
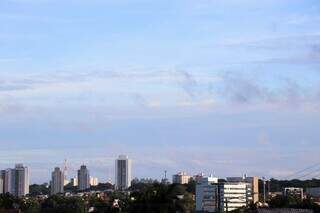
{"left": 283, "top": 187, "right": 304, "bottom": 200}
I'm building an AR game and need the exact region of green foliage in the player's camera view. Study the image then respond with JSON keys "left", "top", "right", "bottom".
{"left": 269, "top": 178, "right": 320, "bottom": 192}
{"left": 41, "top": 195, "right": 86, "bottom": 213}
{"left": 29, "top": 184, "right": 50, "bottom": 196}
{"left": 128, "top": 182, "right": 194, "bottom": 213}
{"left": 0, "top": 193, "right": 17, "bottom": 209}
{"left": 268, "top": 195, "right": 320, "bottom": 213}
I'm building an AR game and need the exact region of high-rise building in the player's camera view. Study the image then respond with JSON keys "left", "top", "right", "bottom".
{"left": 90, "top": 176, "right": 98, "bottom": 186}
{"left": 77, "top": 165, "right": 90, "bottom": 191}
{"left": 115, "top": 155, "right": 132, "bottom": 191}
{"left": 172, "top": 172, "right": 190, "bottom": 184}
{"left": 2, "top": 164, "right": 29, "bottom": 197}
{"left": 4, "top": 169, "right": 15, "bottom": 194}
{"left": 0, "top": 170, "right": 5, "bottom": 194}
{"left": 51, "top": 167, "right": 64, "bottom": 195}
{"left": 15, "top": 164, "right": 29, "bottom": 197}
{"left": 0, "top": 176, "right": 3, "bottom": 195}
{"left": 226, "top": 175, "right": 259, "bottom": 203}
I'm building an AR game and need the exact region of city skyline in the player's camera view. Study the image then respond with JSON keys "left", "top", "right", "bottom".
{"left": 0, "top": 0, "right": 319, "bottom": 183}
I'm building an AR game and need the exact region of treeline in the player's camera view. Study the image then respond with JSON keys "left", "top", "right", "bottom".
{"left": 2, "top": 182, "right": 195, "bottom": 213}
{"left": 268, "top": 178, "right": 320, "bottom": 192}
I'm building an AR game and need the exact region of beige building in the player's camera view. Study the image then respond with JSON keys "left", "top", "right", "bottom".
{"left": 172, "top": 172, "right": 190, "bottom": 184}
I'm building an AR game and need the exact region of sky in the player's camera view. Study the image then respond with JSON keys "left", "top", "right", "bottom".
{"left": 0, "top": 0, "right": 320, "bottom": 184}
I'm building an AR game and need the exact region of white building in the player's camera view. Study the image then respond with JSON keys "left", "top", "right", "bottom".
{"left": 221, "top": 182, "right": 248, "bottom": 212}
{"left": 51, "top": 167, "right": 64, "bottom": 195}
{"left": 227, "top": 175, "right": 259, "bottom": 203}
{"left": 90, "top": 176, "right": 99, "bottom": 186}
{"left": 172, "top": 172, "right": 191, "bottom": 184}
{"left": 115, "top": 155, "right": 132, "bottom": 191}
{"left": 77, "top": 165, "right": 90, "bottom": 191}
{"left": 196, "top": 177, "right": 248, "bottom": 213}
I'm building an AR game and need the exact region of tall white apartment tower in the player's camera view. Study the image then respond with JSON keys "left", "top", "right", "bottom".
{"left": 115, "top": 155, "right": 132, "bottom": 191}
{"left": 77, "top": 165, "right": 90, "bottom": 191}
{"left": 51, "top": 167, "right": 64, "bottom": 195}
{"left": 14, "top": 164, "right": 29, "bottom": 197}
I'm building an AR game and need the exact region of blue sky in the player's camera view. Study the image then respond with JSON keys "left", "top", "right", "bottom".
{"left": 0, "top": 0, "right": 320, "bottom": 183}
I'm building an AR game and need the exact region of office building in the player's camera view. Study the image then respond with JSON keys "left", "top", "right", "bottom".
{"left": 51, "top": 167, "right": 64, "bottom": 195}
{"left": 221, "top": 182, "right": 248, "bottom": 211}
{"left": 90, "top": 176, "right": 98, "bottom": 186}
{"left": 196, "top": 176, "right": 219, "bottom": 212}
{"left": 115, "top": 155, "right": 132, "bottom": 191}
{"left": 196, "top": 176, "right": 248, "bottom": 212}
{"left": 227, "top": 175, "right": 259, "bottom": 203}
{"left": 77, "top": 165, "right": 90, "bottom": 191}
{"left": 172, "top": 172, "right": 190, "bottom": 184}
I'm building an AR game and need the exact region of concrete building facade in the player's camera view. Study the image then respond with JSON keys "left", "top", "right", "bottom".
{"left": 115, "top": 155, "right": 132, "bottom": 191}
{"left": 226, "top": 175, "right": 259, "bottom": 204}
{"left": 172, "top": 172, "right": 191, "bottom": 184}
{"left": 51, "top": 167, "right": 64, "bottom": 195}
{"left": 77, "top": 165, "right": 90, "bottom": 191}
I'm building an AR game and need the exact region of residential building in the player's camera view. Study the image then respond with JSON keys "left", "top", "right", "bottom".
{"left": 77, "top": 165, "right": 90, "bottom": 191}
{"left": 51, "top": 167, "right": 64, "bottom": 195}
{"left": 194, "top": 173, "right": 205, "bottom": 183}
{"left": 4, "top": 169, "right": 15, "bottom": 194}
{"left": 115, "top": 155, "right": 132, "bottom": 191}
{"left": 226, "top": 175, "right": 259, "bottom": 203}
{"left": 0, "top": 176, "right": 3, "bottom": 194}
{"left": 90, "top": 176, "right": 98, "bottom": 186}
{"left": 172, "top": 172, "right": 190, "bottom": 184}
{"left": 14, "top": 164, "right": 29, "bottom": 197}
{"left": 283, "top": 187, "right": 304, "bottom": 200}
{"left": 2, "top": 164, "right": 29, "bottom": 197}
{"left": 0, "top": 170, "right": 5, "bottom": 194}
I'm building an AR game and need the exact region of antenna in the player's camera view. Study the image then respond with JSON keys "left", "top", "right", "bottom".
{"left": 164, "top": 170, "right": 167, "bottom": 179}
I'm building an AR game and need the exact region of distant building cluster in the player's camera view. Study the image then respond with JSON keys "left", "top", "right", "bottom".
{"left": 50, "top": 155, "right": 132, "bottom": 195}
{"left": 0, "top": 164, "right": 29, "bottom": 197}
